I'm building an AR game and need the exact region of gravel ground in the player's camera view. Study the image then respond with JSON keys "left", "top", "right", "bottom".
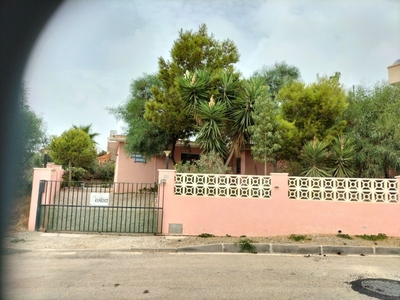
{"left": 3, "top": 230, "right": 400, "bottom": 250}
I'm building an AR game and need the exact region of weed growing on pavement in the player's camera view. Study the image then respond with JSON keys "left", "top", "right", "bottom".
{"left": 10, "top": 238, "right": 26, "bottom": 243}
{"left": 289, "top": 234, "right": 311, "bottom": 242}
{"left": 198, "top": 233, "right": 215, "bottom": 238}
{"left": 236, "top": 238, "right": 257, "bottom": 253}
{"left": 337, "top": 234, "right": 353, "bottom": 240}
{"left": 355, "top": 233, "right": 387, "bottom": 241}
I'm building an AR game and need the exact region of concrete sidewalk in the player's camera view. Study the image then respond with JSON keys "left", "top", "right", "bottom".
{"left": 2, "top": 231, "right": 400, "bottom": 256}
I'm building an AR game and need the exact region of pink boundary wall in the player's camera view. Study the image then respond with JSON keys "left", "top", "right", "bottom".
{"left": 159, "top": 170, "right": 400, "bottom": 237}
{"left": 28, "top": 163, "right": 64, "bottom": 231}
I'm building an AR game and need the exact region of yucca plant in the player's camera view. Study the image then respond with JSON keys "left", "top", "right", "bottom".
{"left": 329, "top": 135, "right": 356, "bottom": 177}
{"left": 217, "top": 72, "right": 240, "bottom": 108}
{"left": 300, "top": 138, "right": 331, "bottom": 177}
{"left": 225, "top": 77, "right": 268, "bottom": 165}
{"left": 195, "top": 100, "right": 228, "bottom": 156}
{"left": 178, "top": 70, "right": 211, "bottom": 114}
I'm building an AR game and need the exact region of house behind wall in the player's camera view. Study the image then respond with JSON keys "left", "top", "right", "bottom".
{"left": 388, "top": 59, "right": 400, "bottom": 85}
{"left": 107, "top": 131, "right": 276, "bottom": 183}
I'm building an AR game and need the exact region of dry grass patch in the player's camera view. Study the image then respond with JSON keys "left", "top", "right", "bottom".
{"left": 7, "top": 195, "right": 31, "bottom": 231}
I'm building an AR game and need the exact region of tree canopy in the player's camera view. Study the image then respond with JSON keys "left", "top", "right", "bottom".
{"left": 109, "top": 73, "right": 171, "bottom": 159}
{"left": 72, "top": 124, "right": 99, "bottom": 145}
{"left": 248, "top": 94, "right": 282, "bottom": 174}
{"left": 277, "top": 72, "right": 348, "bottom": 160}
{"left": 344, "top": 82, "right": 400, "bottom": 177}
{"left": 110, "top": 23, "right": 398, "bottom": 178}
{"left": 178, "top": 70, "right": 269, "bottom": 164}
{"left": 17, "top": 83, "right": 47, "bottom": 194}
{"left": 144, "top": 24, "right": 240, "bottom": 162}
{"left": 253, "top": 61, "right": 301, "bottom": 99}
{"left": 49, "top": 128, "right": 97, "bottom": 182}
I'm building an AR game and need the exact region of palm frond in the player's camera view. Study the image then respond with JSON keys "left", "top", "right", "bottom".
{"left": 179, "top": 70, "right": 211, "bottom": 114}
{"left": 300, "top": 139, "right": 331, "bottom": 177}
{"left": 195, "top": 101, "right": 228, "bottom": 156}
{"left": 329, "top": 135, "right": 356, "bottom": 177}
{"left": 217, "top": 72, "right": 240, "bottom": 108}
{"left": 227, "top": 77, "right": 268, "bottom": 155}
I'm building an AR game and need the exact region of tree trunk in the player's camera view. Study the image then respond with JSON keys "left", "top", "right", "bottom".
{"left": 264, "top": 161, "right": 267, "bottom": 176}
{"left": 384, "top": 165, "right": 390, "bottom": 178}
{"left": 224, "top": 149, "right": 234, "bottom": 167}
{"left": 170, "top": 137, "right": 178, "bottom": 166}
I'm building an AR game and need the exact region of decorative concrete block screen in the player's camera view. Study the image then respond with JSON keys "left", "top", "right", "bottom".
{"left": 175, "top": 173, "right": 272, "bottom": 198}
{"left": 288, "top": 177, "right": 398, "bottom": 203}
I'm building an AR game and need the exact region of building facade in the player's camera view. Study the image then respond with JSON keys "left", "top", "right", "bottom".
{"left": 107, "top": 131, "right": 275, "bottom": 183}
{"left": 388, "top": 59, "right": 400, "bottom": 85}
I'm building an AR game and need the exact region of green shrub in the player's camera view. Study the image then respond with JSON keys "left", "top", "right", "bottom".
{"left": 174, "top": 161, "right": 198, "bottom": 173}
{"left": 289, "top": 234, "right": 311, "bottom": 242}
{"left": 138, "top": 183, "right": 158, "bottom": 193}
{"left": 175, "top": 151, "right": 231, "bottom": 174}
{"left": 355, "top": 233, "right": 387, "bottom": 241}
{"left": 236, "top": 238, "right": 257, "bottom": 253}
{"left": 337, "top": 234, "right": 353, "bottom": 240}
{"left": 198, "top": 233, "right": 215, "bottom": 238}
{"left": 62, "top": 167, "right": 87, "bottom": 182}
{"left": 85, "top": 161, "right": 115, "bottom": 181}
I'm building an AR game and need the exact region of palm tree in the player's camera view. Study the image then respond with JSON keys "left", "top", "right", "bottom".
{"left": 195, "top": 98, "right": 227, "bottom": 156}
{"left": 179, "top": 70, "right": 212, "bottom": 116}
{"left": 225, "top": 77, "right": 268, "bottom": 165}
{"left": 72, "top": 124, "right": 99, "bottom": 145}
{"left": 179, "top": 71, "right": 268, "bottom": 164}
{"left": 179, "top": 70, "right": 235, "bottom": 158}
{"left": 329, "top": 135, "right": 356, "bottom": 177}
{"left": 300, "top": 138, "right": 331, "bottom": 177}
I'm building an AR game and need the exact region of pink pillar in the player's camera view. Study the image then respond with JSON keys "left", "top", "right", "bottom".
{"left": 270, "top": 173, "right": 289, "bottom": 200}
{"left": 158, "top": 169, "right": 176, "bottom": 234}
{"left": 28, "top": 165, "right": 64, "bottom": 231}
{"left": 47, "top": 163, "right": 64, "bottom": 181}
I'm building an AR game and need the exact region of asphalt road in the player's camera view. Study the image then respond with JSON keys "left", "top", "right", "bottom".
{"left": 2, "top": 251, "right": 400, "bottom": 300}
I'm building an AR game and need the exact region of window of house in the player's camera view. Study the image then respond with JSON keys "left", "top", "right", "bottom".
{"left": 131, "top": 153, "right": 146, "bottom": 163}
{"left": 236, "top": 157, "right": 241, "bottom": 174}
{"left": 181, "top": 153, "right": 200, "bottom": 164}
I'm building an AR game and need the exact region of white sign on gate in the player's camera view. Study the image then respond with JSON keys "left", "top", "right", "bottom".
{"left": 90, "top": 193, "right": 110, "bottom": 206}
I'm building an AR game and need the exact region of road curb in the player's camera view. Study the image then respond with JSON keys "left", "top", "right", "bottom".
{"left": 375, "top": 247, "right": 400, "bottom": 255}
{"left": 271, "top": 244, "right": 321, "bottom": 255}
{"left": 1, "top": 248, "right": 33, "bottom": 255}
{"left": 177, "top": 244, "right": 223, "bottom": 253}
{"left": 3, "top": 244, "right": 400, "bottom": 255}
{"left": 174, "top": 244, "right": 400, "bottom": 255}
{"left": 322, "top": 245, "right": 374, "bottom": 255}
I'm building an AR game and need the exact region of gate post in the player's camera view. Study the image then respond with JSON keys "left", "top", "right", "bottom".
{"left": 28, "top": 168, "right": 53, "bottom": 231}
{"left": 35, "top": 181, "right": 46, "bottom": 231}
{"left": 158, "top": 169, "right": 176, "bottom": 235}
{"left": 270, "top": 173, "right": 289, "bottom": 200}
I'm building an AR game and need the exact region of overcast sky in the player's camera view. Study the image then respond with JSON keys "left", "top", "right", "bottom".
{"left": 23, "top": 0, "right": 400, "bottom": 152}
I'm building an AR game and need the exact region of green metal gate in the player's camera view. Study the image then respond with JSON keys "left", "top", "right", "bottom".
{"left": 36, "top": 180, "right": 163, "bottom": 234}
